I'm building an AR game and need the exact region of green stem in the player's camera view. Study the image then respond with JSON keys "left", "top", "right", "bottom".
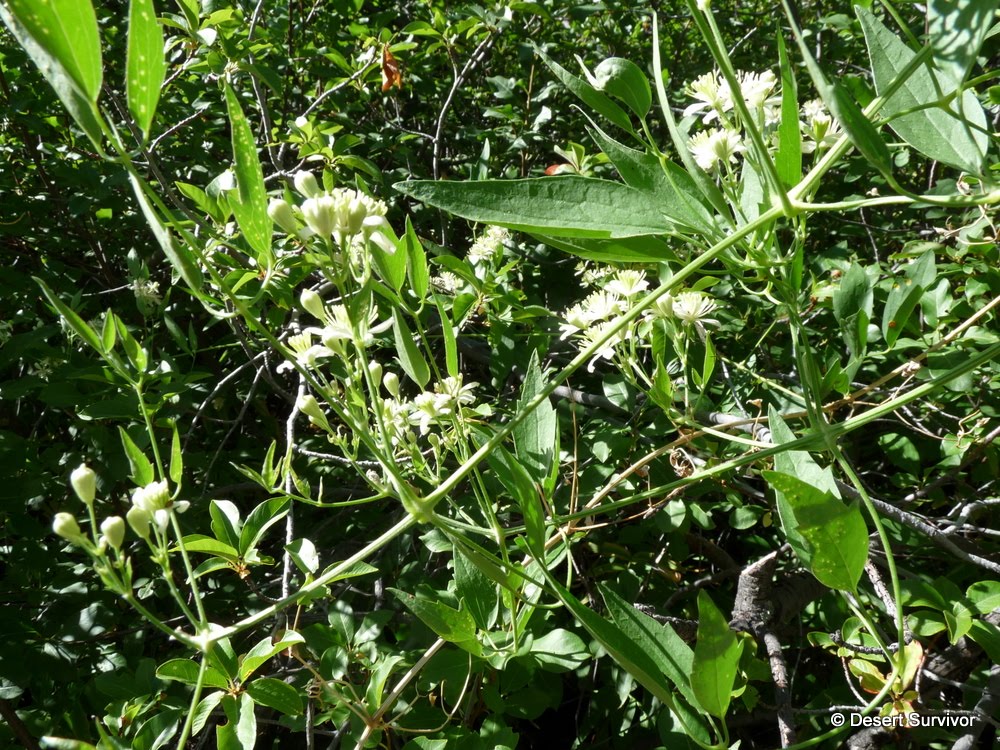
{"left": 174, "top": 657, "right": 208, "bottom": 749}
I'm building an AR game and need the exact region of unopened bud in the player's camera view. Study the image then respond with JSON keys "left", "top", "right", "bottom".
{"left": 294, "top": 171, "right": 321, "bottom": 199}
{"left": 53, "top": 512, "right": 85, "bottom": 544}
{"left": 368, "top": 361, "right": 383, "bottom": 385}
{"left": 300, "top": 289, "right": 326, "bottom": 321}
{"left": 383, "top": 372, "right": 400, "bottom": 397}
{"left": 302, "top": 195, "right": 336, "bottom": 240}
{"left": 296, "top": 394, "right": 332, "bottom": 432}
{"left": 71, "top": 464, "right": 97, "bottom": 507}
{"left": 268, "top": 199, "right": 300, "bottom": 236}
{"left": 101, "top": 516, "right": 125, "bottom": 550}
{"left": 127, "top": 506, "right": 151, "bottom": 539}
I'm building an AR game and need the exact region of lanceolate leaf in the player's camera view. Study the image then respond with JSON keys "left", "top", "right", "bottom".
{"left": 587, "top": 124, "right": 713, "bottom": 232}
{"left": 927, "top": 0, "right": 999, "bottom": 88}
{"left": 513, "top": 351, "right": 557, "bottom": 492}
{"left": 763, "top": 470, "right": 869, "bottom": 593}
{"left": 3, "top": 0, "right": 102, "bottom": 101}
{"left": 225, "top": 84, "right": 273, "bottom": 264}
{"left": 531, "top": 234, "right": 678, "bottom": 263}
{"left": 775, "top": 32, "right": 802, "bottom": 188}
{"left": 392, "top": 308, "right": 431, "bottom": 387}
{"left": 394, "top": 177, "right": 674, "bottom": 238}
{"left": 691, "top": 591, "right": 742, "bottom": 719}
{"left": 857, "top": 6, "right": 988, "bottom": 175}
{"left": 126, "top": 0, "right": 166, "bottom": 139}
{"left": 0, "top": 4, "right": 106, "bottom": 150}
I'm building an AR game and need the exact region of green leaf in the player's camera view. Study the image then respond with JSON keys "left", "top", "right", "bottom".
{"left": 392, "top": 308, "right": 431, "bottom": 388}
{"left": 513, "top": 351, "right": 557, "bottom": 492}
{"left": 285, "top": 537, "right": 319, "bottom": 575}
{"left": 373, "top": 226, "right": 406, "bottom": 292}
{"left": 119, "top": 427, "right": 155, "bottom": 487}
{"left": 34, "top": 278, "right": 104, "bottom": 355}
{"left": 156, "top": 659, "right": 229, "bottom": 690}
{"left": 454, "top": 548, "right": 498, "bottom": 631}
{"left": 403, "top": 216, "right": 429, "bottom": 301}
{"left": 224, "top": 84, "right": 272, "bottom": 264}
{"left": 828, "top": 83, "right": 893, "bottom": 176}
{"left": 127, "top": 173, "right": 205, "bottom": 292}
{"left": 101, "top": 311, "right": 118, "bottom": 352}
{"left": 832, "top": 263, "right": 874, "bottom": 323}
{"left": 40, "top": 739, "right": 98, "bottom": 750}
{"left": 762, "top": 470, "right": 869, "bottom": 592}
{"left": 544, "top": 576, "right": 709, "bottom": 742}
{"left": 535, "top": 47, "right": 634, "bottom": 133}
{"left": 587, "top": 124, "right": 713, "bottom": 232}
{"left": 389, "top": 589, "right": 479, "bottom": 651}
{"left": 238, "top": 497, "right": 290, "bottom": 556}
{"left": 239, "top": 630, "right": 304, "bottom": 682}
{"left": 126, "top": 0, "right": 166, "bottom": 139}
{"left": 0, "top": 4, "right": 105, "bottom": 150}
{"left": 192, "top": 691, "right": 224, "bottom": 736}
{"left": 3, "top": 0, "right": 102, "bottom": 101}
{"left": 589, "top": 57, "right": 651, "bottom": 118}
{"left": 601, "top": 586, "right": 701, "bottom": 709}
{"left": 394, "top": 177, "right": 673, "bottom": 239}
{"left": 882, "top": 278, "right": 924, "bottom": 348}
{"left": 434, "top": 297, "right": 459, "bottom": 379}
{"left": 245, "top": 677, "right": 304, "bottom": 715}
{"left": 857, "top": 6, "right": 988, "bottom": 174}
{"left": 927, "top": 0, "right": 998, "bottom": 87}
{"left": 967, "top": 581, "right": 1000, "bottom": 614}
{"left": 691, "top": 591, "right": 742, "bottom": 720}
{"left": 968, "top": 619, "right": 1000, "bottom": 663}
{"left": 529, "top": 628, "right": 590, "bottom": 672}
{"left": 169, "top": 422, "right": 182, "bottom": 485}
{"left": 532, "top": 233, "right": 678, "bottom": 264}
{"left": 486, "top": 446, "right": 546, "bottom": 559}
{"left": 210, "top": 499, "right": 242, "bottom": 550}
{"left": 178, "top": 535, "right": 240, "bottom": 561}
{"left": 775, "top": 32, "right": 802, "bottom": 188}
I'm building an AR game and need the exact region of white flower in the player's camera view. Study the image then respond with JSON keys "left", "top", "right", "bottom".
{"left": 132, "top": 279, "right": 161, "bottom": 306}
{"left": 431, "top": 272, "right": 463, "bottom": 293}
{"left": 435, "top": 375, "right": 477, "bottom": 406}
{"left": 737, "top": 70, "right": 777, "bottom": 110}
{"left": 580, "top": 321, "right": 629, "bottom": 373}
{"left": 672, "top": 292, "right": 720, "bottom": 329}
{"left": 604, "top": 270, "right": 648, "bottom": 298}
{"left": 409, "top": 391, "right": 453, "bottom": 435}
{"left": 132, "top": 480, "right": 170, "bottom": 512}
{"left": 688, "top": 128, "right": 745, "bottom": 172}
{"left": 559, "top": 303, "right": 590, "bottom": 340}
{"left": 71, "top": 464, "right": 97, "bottom": 507}
{"left": 800, "top": 99, "right": 840, "bottom": 153}
{"left": 581, "top": 290, "right": 626, "bottom": 321}
{"left": 683, "top": 71, "right": 732, "bottom": 124}
{"left": 468, "top": 225, "right": 509, "bottom": 264}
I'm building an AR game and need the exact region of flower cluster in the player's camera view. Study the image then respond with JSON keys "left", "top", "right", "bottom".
{"left": 268, "top": 171, "right": 396, "bottom": 256}
{"left": 467, "top": 225, "right": 509, "bottom": 265}
{"left": 53, "top": 464, "right": 188, "bottom": 554}
{"left": 559, "top": 269, "right": 649, "bottom": 371}
{"left": 682, "top": 69, "right": 840, "bottom": 175}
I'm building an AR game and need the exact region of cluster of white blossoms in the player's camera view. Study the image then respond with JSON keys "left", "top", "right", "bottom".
{"left": 467, "top": 225, "right": 510, "bottom": 265}
{"left": 282, "top": 289, "right": 393, "bottom": 372}
{"left": 683, "top": 69, "right": 840, "bottom": 173}
{"left": 559, "top": 269, "right": 649, "bottom": 371}
{"left": 268, "top": 171, "right": 396, "bottom": 256}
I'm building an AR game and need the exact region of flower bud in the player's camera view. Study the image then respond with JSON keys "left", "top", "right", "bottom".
{"left": 53, "top": 512, "right": 85, "bottom": 544}
{"left": 71, "top": 464, "right": 97, "bottom": 507}
{"left": 296, "top": 394, "right": 332, "bottom": 432}
{"left": 268, "top": 198, "right": 300, "bottom": 236}
{"left": 302, "top": 195, "right": 336, "bottom": 239}
{"left": 127, "top": 506, "right": 151, "bottom": 539}
{"left": 294, "top": 170, "right": 321, "bottom": 199}
{"left": 383, "top": 371, "right": 400, "bottom": 397}
{"left": 100, "top": 516, "right": 125, "bottom": 550}
{"left": 154, "top": 509, "right": 170, "bottom": 534}
{"left": 300, "top": 289, "right": 326, "bottom": 321}
{"left": 368, "top": 361, "right": 383, "bottom": 385}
